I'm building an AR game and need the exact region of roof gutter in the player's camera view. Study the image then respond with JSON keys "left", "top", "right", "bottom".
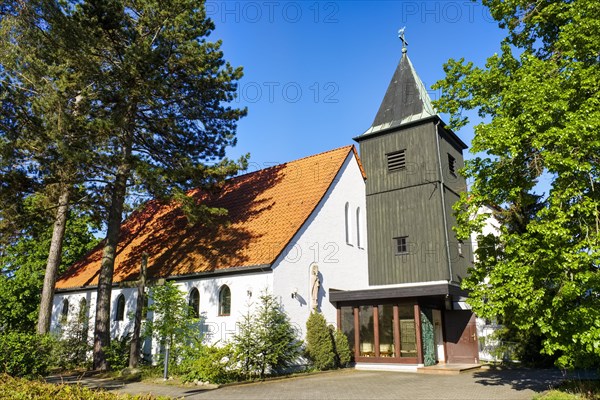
{"left": 55, "top": 263, "right": 273, "bottom": 293}
{"left": 435, "top": 121, "right": 454, "bottom": 283}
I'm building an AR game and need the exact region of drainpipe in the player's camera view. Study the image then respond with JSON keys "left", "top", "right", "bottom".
{"left": 435, "top": 121, "right": 454, "bottom": 283}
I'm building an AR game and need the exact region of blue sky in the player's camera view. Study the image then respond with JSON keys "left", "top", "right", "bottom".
{"left": 208, "top": 1, "right": 507, "bottom": 170}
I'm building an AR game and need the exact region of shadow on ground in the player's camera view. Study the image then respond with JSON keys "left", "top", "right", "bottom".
{"left": 472, "top": 367, "right": 598, "bottom": 393}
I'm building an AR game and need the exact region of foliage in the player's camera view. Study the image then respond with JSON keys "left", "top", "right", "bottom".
{"left": 0, "top": 332, "right": 53, "bottom": 378}
{"left": 0, "top": 374, "right": 170, "bottom": 400}
{"left": 180, "top": 342, "right": 236, "bottom": 384}
{"left": 305, "top": 312, "right": 336, "bottom": 370}
{"left": 432, "top": 0, "right": 600, "bottom": 369}
{"left": 2, "top": 0, "right": 246, "bottom": 368}
{"left": 104, "top": 333, "right": 132, "bottom": 371}
{"left": 50, "top": 310, "right": 93, "bottom": 371}
{"left": 332, "top": 327, "right": 352, "bottom": 367}
{"left": 0, "top": 195, "right": 98, "bottom": 332}
{"left": 144, "top": 282, "right": 200, "bottom": 370}
{"left": 232, "top": 291, "right": 302, "bottom": 379}
{"left": 534, "top": 380, "right": 600, "bottom": 400}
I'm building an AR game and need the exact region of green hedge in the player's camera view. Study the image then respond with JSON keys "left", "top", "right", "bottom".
{"left": 0, "top": 374, "right": 168, "bottom": 399}
{"left": 0, "top": 332, "right": 54, "bottom": 378}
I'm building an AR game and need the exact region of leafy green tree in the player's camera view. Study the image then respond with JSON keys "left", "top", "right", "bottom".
{"left": 0, "top": 195, "right": 98, "bottom": 332}
{"left": 433, "top": 0, "right": 600, "bottom": 368}
{"left": 305, "top": 312, "right": 335, "bottom": 370}
{"left": 144, "top": 282, "right": 199, "bottom": 372}
{"left": 232, "top": 291, "right": 301, "bottom": 379}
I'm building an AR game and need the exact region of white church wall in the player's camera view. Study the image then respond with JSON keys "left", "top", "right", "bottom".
{"left": 471, "top": 204, "right": 504, "bottom": 362}
{"left": 272, "top": 152, "right": 369, "bottom": 336}
{"left": 51, "top": 271, "right": 273, "bottom": 353}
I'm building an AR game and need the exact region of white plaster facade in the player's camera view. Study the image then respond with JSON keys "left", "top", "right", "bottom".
{"left": 51, "top": 151, "right": 368, "bottom": 354}
{"left": 471, "top": 204, "right": 503, "bottom": 361}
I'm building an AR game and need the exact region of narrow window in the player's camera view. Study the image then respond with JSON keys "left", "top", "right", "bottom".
{"left": 115, "top": 294, "right": 125, "bottom": 321}
{"left": 78, "top": 298, "right": 88, "bottom": 323}
{"left": 142, "top": 292, "right": 149, "bottom": 321}
{"left": 387, "top": 150, "right": 406, "bottom": 172}
{"left": 458, "top": 240, "right": 464, "bottom": 257}
{"left": 189, "top": 288, "right": 200, "bottom": 318}
{"left": 356, "top": 207, "right": 362, "bottom": 248}
{"left": 61, "top": 299, "right": 69, "bottom": 321}
{"left": 345, "top": 202, "right": 352, "bottom": 245}
{"left": 218, "top": 285, "right": 231, "bottom": 316}
{"left": 394, "top": 236, "right": 409, "bottom": 255}
{"left": 448, "top": 154, "right": 456, "bottom": 176}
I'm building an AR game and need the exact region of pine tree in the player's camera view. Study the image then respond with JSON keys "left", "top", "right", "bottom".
{"left": 233, "top": 291, "right": 301, "bottom": 379}
{"left": 0, "top": 0, "right": 104, "bottom": 335}
{"left": 62, "top": 0, "right": 248, "bottom": 370}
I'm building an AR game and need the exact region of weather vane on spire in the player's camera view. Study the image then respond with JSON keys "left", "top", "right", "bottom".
{"left": 398, "top": 27, "right": 408, "bottom": 53}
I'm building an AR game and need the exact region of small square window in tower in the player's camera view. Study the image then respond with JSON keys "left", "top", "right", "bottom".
{"left": 448, "top": 154, "right": 456, "bottom": 176}
{"left": 387, "top": 150, "right": 406, "bottom": 172}
{"left": 394, "top": 236, "right": 409, "bottom": 255}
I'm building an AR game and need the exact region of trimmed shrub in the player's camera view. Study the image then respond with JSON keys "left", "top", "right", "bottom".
{"left": 180, "top": 343, "right": 236, "bottom": 384}
{"left": 0, "top": 373, "right": 169, "bottom": 399}
{"left": 305, "top": 312, "right": 335, "bottom": 370}
{"left": 332, "top": 327, "right": 352, "bottom": 367}
{"left": 0, "top": 332, "right": 53, "bottom": 377}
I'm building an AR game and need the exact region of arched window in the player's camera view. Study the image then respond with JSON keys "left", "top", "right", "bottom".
{"left": 356, "top": 207, "right": 362, "bottom": 248}
{"left": 142, "top": 293, "right": 149, "bottom": 321}
{"left": 218, "top": 285, "right": 231, "bottom": 316}
{"left": 115, "top": 294, "right": 125, "bottom": 321}
{"left": 61, "top": 299, "right": 69, "bottom": 321}
{"left": 189, "top": 288, "right": 200, "bottom": 318}
{"left": 345, "top": 202, "right": 352, "bottom": 245}
{"left": 78, "top": 298, "right": 88, "bottom": 323}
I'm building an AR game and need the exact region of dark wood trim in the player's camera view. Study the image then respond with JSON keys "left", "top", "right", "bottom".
{"left": 336, "top": 307, "right": 341, "bottom": 330}
{"left": 414, "top": 303, "right": 423, "bottom": 364}
{"left": 353, "top": 306, "right": 360, "bottom": 361}
{"left": 393, "top": 304, "right": 401, "bottom": 358}
{"left": 373, "top": 306, "right": 380, "bottom": 358}
{"left": 329, "top": 283, "right": 468, "bottom": 303}
{"left": 355, "top": 357, "right": 418, "bottom": 364}
{"left": 441, "top": 308, "right": 449, "bottom": 364}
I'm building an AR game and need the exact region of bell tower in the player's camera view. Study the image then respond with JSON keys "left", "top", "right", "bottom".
{"left": 354, "top": 31, "right": 470, "bottom": 286}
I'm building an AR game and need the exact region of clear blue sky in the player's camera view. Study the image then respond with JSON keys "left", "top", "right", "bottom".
{"left": 209, "top": 1, "right": 506, "bottom": 170}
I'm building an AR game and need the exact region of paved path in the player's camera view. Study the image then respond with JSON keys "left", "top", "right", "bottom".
{"left": 104, "top": 368, "right": 593, "bottom": 400}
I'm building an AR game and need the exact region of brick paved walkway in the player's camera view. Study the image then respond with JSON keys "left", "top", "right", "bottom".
{"left": 108, "top": 367, "right": 593, "bottom": 400}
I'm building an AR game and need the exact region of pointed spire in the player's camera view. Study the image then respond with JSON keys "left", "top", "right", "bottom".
{"left": 361, "top": 29, "right": 436, "bottom": 136}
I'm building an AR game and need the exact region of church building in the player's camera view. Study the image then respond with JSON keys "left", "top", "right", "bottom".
{"left": 51, "top": 41, "right": 480, "bottom": 370}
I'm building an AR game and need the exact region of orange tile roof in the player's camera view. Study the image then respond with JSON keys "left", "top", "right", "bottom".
{"left": 56, "top": 145, "right": 361, "bottom": 289}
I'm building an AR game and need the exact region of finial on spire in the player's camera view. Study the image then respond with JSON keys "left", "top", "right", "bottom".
{"left": 398, "top": 27, "right": 408, "bottom": 53}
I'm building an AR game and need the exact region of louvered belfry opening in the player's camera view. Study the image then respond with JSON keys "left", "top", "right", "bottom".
{"left": 387, "top": 150, "right": 406, "bottom": 172}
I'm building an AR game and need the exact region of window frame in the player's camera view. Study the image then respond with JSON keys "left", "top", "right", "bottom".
{"left": 394, "top": 236, "right": 409, "bottom": 255}
{"left": 78, "top": 298, "right": 88, "bottom": 323}
{"left": 218, "top": 285, "right": 231, "bottom": 316}
{"left": 356, "top": 207, "right": 362, "bottom": 248}
{"left": 189, "top": 287, "right": 200, "bottom": 318}
{"left": 61, "top": 299, "right": 69, "bottom": 321}
{"left": 345, "top": 202, "right": 353, "bottom": 246}
{"left": 115, "top": 294, "right": 125, "bottom": 322}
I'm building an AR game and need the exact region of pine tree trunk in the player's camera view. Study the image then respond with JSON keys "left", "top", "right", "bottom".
{"left": 93, "top": 158, "right": 131, "bottom": 371}
{"left": 37, "top": 186, "right": 70, "bottom": 335}
{"left": 129, "top": 253, "right": 147, "bottom": 368}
